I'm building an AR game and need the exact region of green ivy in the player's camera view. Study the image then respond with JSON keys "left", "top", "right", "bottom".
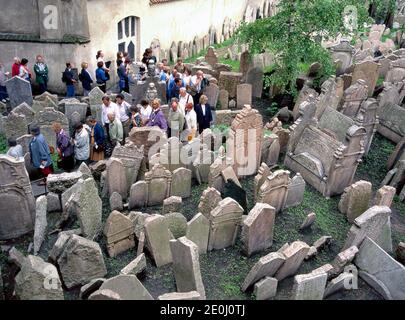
{"left": 236, "top": 0, "right": 371, "bottom": 94}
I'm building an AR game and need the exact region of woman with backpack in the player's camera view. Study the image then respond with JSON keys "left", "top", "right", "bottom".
{"left": 79, "top": 62, "right": 93, "bottom": 96}
{"left": 53, "top": 122, "right": 74, "bottom": 172}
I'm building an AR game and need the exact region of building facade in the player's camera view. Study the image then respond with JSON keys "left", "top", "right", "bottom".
{"left": 0, "top": 0, "right": 278, "bottom": 93}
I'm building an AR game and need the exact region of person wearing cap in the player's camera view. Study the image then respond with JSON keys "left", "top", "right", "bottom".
{"left": 29, "top": 125, "right": 53, "bottom": 184}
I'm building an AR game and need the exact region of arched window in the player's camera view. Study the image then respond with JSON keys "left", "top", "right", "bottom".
{"left": 117, "top": 16, "right": 139, "bottom": 60}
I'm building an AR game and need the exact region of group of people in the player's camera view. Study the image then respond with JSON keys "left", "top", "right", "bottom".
{"left": 0, "top": 55, "right": 49, "bottom": 100}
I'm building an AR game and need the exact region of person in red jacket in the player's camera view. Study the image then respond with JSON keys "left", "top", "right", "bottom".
{"left": 11, "top": 57, "right": 21, "bottom": 77}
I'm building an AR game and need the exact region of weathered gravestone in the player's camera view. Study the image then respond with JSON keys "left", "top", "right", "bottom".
{"left": 218, "top": 72, "right": 243, "bottom": 98}
{"left": 106, "top": 157, "right": 127, "bottom": 200}
{"left": 104, "top": 211, "right": 135, "bottom": 257}
{"left": 355, "top": 237, "right": 405, "bottom": 300}
{"left": 57, "top": 235, "right": 107, "bottom": 289}
{"left": 292, "top": 270, "right": 327, "bottom": 300}
{"left": 32, "top": 107, "right": 69, "bottom": 150}
{"left": 257, "top": 170, "right": 290, "bottom": 213}
{"left": 170, "top": 237, "right": 206, "bottom": 299}
{"left": 65, "top": 102, "right": 88, "bottom": 124}
{"left": 111, "top": 142, "right": 144, "bottom": 192}
{"left": 89, "top": 87, "right": 105, "bottom": 122}
{"left": 198, "top": 187, "right": 222, "bottom": 219}
{"left": 3, "top": 112, "right": 28, "bottom": 140}
{"left": 65, "top": 178, "right": 102, "bottom": 240}
{"left": 186, "top": 213, "right": 210, "bottom": 255}
{"left": 338, "top": 180, "right": 372, "bottom": 223}
{"left": 285, "top": 173, "right": 306, "bottom": 209}
{"left": 343, "top": 206, "right": 392, "bottom": 253}
{"left": 129, "top": 181, "right": 147, "bottom": 209}
{"left": 170, "top": 167, "right": 192, "bottom": 199}
{"left": 241, "top": 251, "right": 286, "bottom": 292}
{"left": 144, "top": 214, "right": 173, "bottom": 267}
{"left": 275, "top": 241, "right": 311, "bottom": 281}
{"left": 5, "top": 76, "right": 33, "bottom": 108}
{"left": 145, "top": 164, "right": 172, "bottom": 206}
{"left": 14, "top": 255, "right": 64, "bottom": 300}
{"left": 205, "top": 46, "right": 218, "bottom": 66}
{"left": 375, "top": 185, "right": 396, "bottom": 207}
{"left": 13, "top": 102, "right": 35, "bottom": 125}
{"left": 208, "top": 197, "right": 244, "bottom": 251}
{"left": 0, "top": 155, "right": 35, "bottom": 240}
{"left": 246, "top": 67, "right": 264, "bottom": 98}
{"left": 33, "top": 196, "right": 47, "bottom": 255}
{"left": 351, "top": 59, "right": 380, "bottom": 96}
{"left": 205, "top": 83, "right": 220, "bottom": 108}
{"left": 236, "top": 84, "right": 252, "bottom": 108}
{"left": 99, "top": 275, "right": 153, "bottom": 300}
{"left": 241, "top": 203, "right": 276, "bottom": 256}
{"left": 228, "top": 105, "right": 263, "bottom": 177}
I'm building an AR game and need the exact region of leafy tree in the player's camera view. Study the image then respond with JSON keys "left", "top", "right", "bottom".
{"left": 236, "top": 0, "right": 371, "bottom": 94}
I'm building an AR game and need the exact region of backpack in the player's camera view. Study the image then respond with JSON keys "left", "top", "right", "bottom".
{"left": 61, "top": 71, "right": 68, "bottom": 83}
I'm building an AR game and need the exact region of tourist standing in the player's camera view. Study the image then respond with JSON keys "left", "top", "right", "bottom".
{"left": 107, "top": 112, "right": 124, "bottom": 147}
{"left": 96, "top": 61, "right": 109, "bottom": 93}
{"left": 11, "top": 57, "right": 21, "bottom": 77}
{"left": 148, "top": 99, "right": 168, "bottom": 132}
{"left": 6, "top": 138, "right": 23, "bottom": 160}
{"left": 195, "top": 94, "right": 213, "bottom": 134}
{"left": 190, "top": 70, "right": 208, "bottom": 106}
{"left": 86, "top": 116, "right": 105, "bottom": 162}
{"left": 52, "top": 122, "right": 74, "bottom": 172}
{"left": 29, "top": 125, "right": 53, "bottom": 185}
{"left": 79, "top": 62, "right": 93, "bottom": 96}
{"left": 34, "top": 55, "right": 49, "bottom": 94}
{"left": 101, "top": 96, "right": 120, "bottom": 134}
{"left": 173, "top": 58, "right": 185, "bottom": 74}
{"left": 72, "top": 123, "right": 90, "bottom": 167}
{"left": 115, "top": 93, "right": 131, "bottom": 139}
{"left": 0, "top": 62, "right": 9, "bottom": 101}
{"left": 168, "top": 99, "right": 185, "bottom": 139}
{"left": 140, "top": 99, "right": 152, "bottom": 125}
{"left": 178, "top": 87, "right": 193, "bottom": 115}
{"left": 62, "top": 62, "right": 77, "bottom": 97}
{"left": 129, "top": 105, "right": 142, "bottom": 130}
{"left": 19, "top": 58, "right": 31, "bottom": 82}
{"left": 183, "top": 103, "right": 198, "bottom": 141}
{"left": 170, "top": 78, "right": 183, "bottom": 100}
{"left": 142, "top": 48, "right": 157, "bottom": 67}
{"left": 117, "top": 59, "right": 129, "bottom": 93}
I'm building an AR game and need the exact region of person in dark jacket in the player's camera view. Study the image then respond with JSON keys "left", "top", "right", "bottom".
{"left": 86, "top": 116, "right": 105, "bottom": 161}
{"left": 96, "top": 61, "right": 108, "bottom": 93}
{"left": 29, "top": 125, "right": 53, "bottom": 185}
{"left": 170, "top": 78, "right": 183, "bottom": 100}
{"left": 53, "top": 122, "right": 74, "bottom": 172}
{"left": 33, "top": 55, "right": 49, "bottom": 94}
{"left": 62, "top": 62, "right": 77, "bottom": 97}
{"left": 195, "top": 94, "right": 213, "bottom": 134}
{"left": 79, "top": 62, "right": 93, "bottom": 96}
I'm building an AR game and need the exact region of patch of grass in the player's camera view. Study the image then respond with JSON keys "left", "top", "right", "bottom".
{"left": 356, "top": 133, "right": 395, "bottom": 186}
{"left": 376, "top": 76, "right": 385, "bottom": 87}
{"left": 219, "top": 58, "right": 240, "bottom": 71}
{"left": 0, "top": 134, "right": 8, "bottom": 154}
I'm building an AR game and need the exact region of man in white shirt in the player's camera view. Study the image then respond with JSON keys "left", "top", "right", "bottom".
{"left": 178, "top": 87, "right": 193, "bottom": 115}
{"left": 140, "top": 99, "right": 153, "bottom": 125}
{"left": 115, "top": 93, "right": 131, "bottom": 138}
{"left": 101, "top": 96, "right": 120, "bottom": 137}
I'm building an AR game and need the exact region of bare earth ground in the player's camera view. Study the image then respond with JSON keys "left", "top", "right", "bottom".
{"left": 1, "top": 98, "right": 404, "bottom": 300}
